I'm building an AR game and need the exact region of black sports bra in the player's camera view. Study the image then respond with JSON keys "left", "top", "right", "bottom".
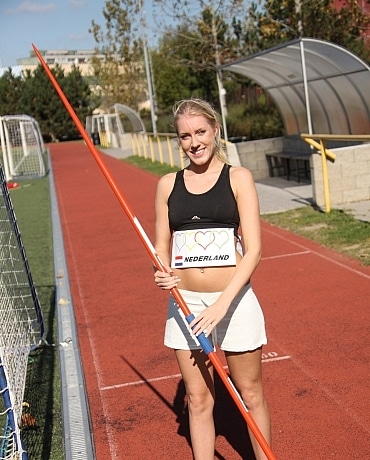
{"left": 168, "top": 164, "right": 240, "bottom": 236}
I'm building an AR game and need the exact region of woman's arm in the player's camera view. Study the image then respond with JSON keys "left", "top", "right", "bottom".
{"left": 154, "top": 173, "right": 174, "bottom": 264}
{"left": 154, "top": 173, "right": 180, "bottom": 289}
{"left": 219, "top": 166, "right": 262, "bottom": 303}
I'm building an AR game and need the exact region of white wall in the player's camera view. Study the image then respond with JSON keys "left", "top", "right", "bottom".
{"left": 311, "top": 143, "right": 370, "bottom": 207}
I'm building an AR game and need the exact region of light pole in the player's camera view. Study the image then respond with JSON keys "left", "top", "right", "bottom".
{"left": 212, "top": 10, "right": 228, "bottom": 142}
{"left": 211, "top": 2, "right": 228, "bottom": 142}
{"left": 139, "top": 1, "right": 157, "bottom": 134}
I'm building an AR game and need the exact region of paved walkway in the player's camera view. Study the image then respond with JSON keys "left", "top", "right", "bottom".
{"left": 255, "top": 177, "right": 313, "bottom": 214}
{"left": 255, "top": 176, "right": 370, "bottom": 222}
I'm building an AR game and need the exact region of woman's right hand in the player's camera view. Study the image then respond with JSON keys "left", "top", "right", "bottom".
{"left": 154, "top": 267, "right": 181, "bottom": 290}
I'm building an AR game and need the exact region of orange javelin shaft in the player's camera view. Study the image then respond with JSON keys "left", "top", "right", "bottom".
{"left": 32, "top": 43, "right": 276, "bottom": 459}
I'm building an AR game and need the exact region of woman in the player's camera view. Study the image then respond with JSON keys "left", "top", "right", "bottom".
{"left": 154, "top": 98, "right": 271, "bottom": 460}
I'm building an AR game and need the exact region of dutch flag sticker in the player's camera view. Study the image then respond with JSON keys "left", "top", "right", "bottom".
{"left": 174, "top": 256, "right": 183, "bottom": 267}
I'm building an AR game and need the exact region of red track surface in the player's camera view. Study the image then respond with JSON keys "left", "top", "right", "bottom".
{"left": 50, "top": 143, "right": 370, "bottom": 460}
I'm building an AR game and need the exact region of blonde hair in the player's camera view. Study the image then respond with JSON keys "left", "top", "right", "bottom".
{"left": 173, "top": 98, "right": 229, "bottom": 163}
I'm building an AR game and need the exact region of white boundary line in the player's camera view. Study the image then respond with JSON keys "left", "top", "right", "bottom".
{"left": 262, "top": 250, "right": 310, "bottom": 260}
{"left": 262, "top": 226, "right": 370, "bottom": 279}
{"left": 100, "top": 354, "right": 291, "bottom": 392}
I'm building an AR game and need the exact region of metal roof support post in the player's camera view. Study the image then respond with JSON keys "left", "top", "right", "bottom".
{"left": 300, "top": 39, "right": 313, "bottom": 135}
{"left": 217, "top": 71, "right": 228, "bottom": 142}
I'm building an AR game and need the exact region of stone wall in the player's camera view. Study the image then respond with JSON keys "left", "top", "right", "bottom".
{"left": 311, "top": 143, "right": 370, "bottom": 207}
{"left": 234, "top": 137, "right": 284, "bottom": 180}
{"left": 234, "top": 136, "right": 370, "bottom": 206}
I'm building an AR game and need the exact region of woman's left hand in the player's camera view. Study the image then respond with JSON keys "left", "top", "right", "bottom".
{"left": 189, "top": 301, "right": 228, "bottom": 337}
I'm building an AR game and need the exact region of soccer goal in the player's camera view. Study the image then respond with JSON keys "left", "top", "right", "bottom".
{"left": 0, "top": 115, "right": 46, "bottom": 182}
{"left": 0, "top": 164, "right": 45, "bottom": 460}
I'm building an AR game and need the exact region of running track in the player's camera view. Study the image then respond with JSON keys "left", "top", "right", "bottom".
{"left": 50, "top": 143, "right": 370, "bottom": 460}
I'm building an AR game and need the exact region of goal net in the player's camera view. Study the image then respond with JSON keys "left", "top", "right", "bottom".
{"left": 0, "top": 164, "right": 45, "bottom": 460}
{"left": 0, "top": 116, "right": 46, "bottom": 182}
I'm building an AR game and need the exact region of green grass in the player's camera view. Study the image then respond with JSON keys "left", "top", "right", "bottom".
{"left": 262, "top": 207, "right": 370, "bottom": 265}
{"left": 124, "top": 155, "right": 180, "bottom": 175}
{"left": 10, "top": 175, "right": 63, "bottom": 460}
{"left": 123, "top": 156, "right": 370, "bottom": 266}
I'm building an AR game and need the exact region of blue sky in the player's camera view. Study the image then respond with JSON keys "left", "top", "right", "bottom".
{"left": 0, "top": 0, "right": 154, "bottom": 68}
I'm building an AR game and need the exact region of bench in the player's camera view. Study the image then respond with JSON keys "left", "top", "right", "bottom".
{"left": 265, "top": 152, "right": 311, "bottom": 182}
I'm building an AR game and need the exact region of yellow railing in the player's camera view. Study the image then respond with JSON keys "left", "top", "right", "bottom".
{"left": 131, "top": 132, "right": 185, "bottom": 169}
{"left": 301, "top": 133, "right": 370, "bottom": 213}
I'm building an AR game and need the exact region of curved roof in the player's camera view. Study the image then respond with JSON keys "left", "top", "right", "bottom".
{"left": 221, "top": 38, "right": 370, "bottom": 135}
{"left": 113, "top": 103, "right": 146, "bottom": 132}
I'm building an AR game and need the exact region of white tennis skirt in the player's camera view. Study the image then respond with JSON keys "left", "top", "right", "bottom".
{"left": 164, "top": 284, "right": 267, "bottom": 352}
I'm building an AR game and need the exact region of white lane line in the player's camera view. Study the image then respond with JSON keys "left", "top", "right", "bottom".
{"left": 263, "top": 226, "right": 370, "bottom": 279}
{"left": 100, "top": 354, "right": 291, "bottom": 391}
{"left": 262, "top": 355, "right": 291, "bottom": 363}
{"left": 262, "top": 251, "right": 310, "bottom": 260}
{"left": 102, "top": 372, "right": 183, "bottom": 390}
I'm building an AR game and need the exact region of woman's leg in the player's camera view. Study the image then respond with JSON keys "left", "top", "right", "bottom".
{"left": 225, "top": 347, "right": 271, "bottom": 460}
{"left": 175, "top": 349, "right": 215, "bottom": 460}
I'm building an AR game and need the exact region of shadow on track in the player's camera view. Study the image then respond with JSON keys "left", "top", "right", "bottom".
{"left": 120, "top": 355, "right": 256, "bottom": 459}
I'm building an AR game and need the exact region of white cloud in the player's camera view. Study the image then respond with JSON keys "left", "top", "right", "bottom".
{"left": 68, "top": 0, "right": 86, "bottom": 9}
{"left": 69, "top": 33, "right": 89, "bottom": 42}
{"left": 6, "top": 1, "right": 57, "bottom": 14}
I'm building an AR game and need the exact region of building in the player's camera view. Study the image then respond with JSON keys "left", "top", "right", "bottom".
{"left": 16, "top": 49, "right": 105, "bottom": 76}
{"left": 17, "top": 49, "right": 102, "bottom": 66}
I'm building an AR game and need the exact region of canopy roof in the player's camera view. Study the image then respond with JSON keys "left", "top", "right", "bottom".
{"left": 222, "top": 38, "right": 370, "bottom": 135}
{"left": 113, "top": 103, "right": 145, "bottom": 132}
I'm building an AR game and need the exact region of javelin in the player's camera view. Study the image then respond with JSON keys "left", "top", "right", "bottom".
{"left": 32, "top": 43, "right": 277, "bottom": 460}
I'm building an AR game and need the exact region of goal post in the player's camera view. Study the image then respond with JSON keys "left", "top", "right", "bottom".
{"left": 0, "top": 115, "right": 46, "bottom": 182}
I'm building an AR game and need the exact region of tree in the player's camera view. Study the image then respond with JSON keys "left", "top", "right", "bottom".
{"left": 19, "top": 64, "right": 96, "bottom": 141}
{"left": 89, "top": 0, "right": 147, "bottom": 110}
{"left": 151, "top": 25, "right": 198, "bottom": 112}
{"left": 60, "top": 65, "right": 95, "bottom": 135}
{"left": 151, "top": 1, "right": 253, "bottom": 112}
{"left": 0, "top": 69, "right": 24, "bottom": 115}
{"left": 88, "top": 0, "right": 281, "bottom": 136}
{"left": 246, "top": 0, "right": 370, "bottom": 61}
{"left": 18, "top": 65, "right": 63, "bottom": 141}
{"left": 152, "top": 16, "right": 222, "bottom": 110}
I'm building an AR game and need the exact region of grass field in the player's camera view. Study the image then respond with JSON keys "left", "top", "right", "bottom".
{"left": 262, "top": 206, "right": 370, "bottom": 265}
{"left": 10, "top": 175, "right": 63, "bottom": 460}
{"left": 6, "top": 153, "right": 368, "bottom": 459}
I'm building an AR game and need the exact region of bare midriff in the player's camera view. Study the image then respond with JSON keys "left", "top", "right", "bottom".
{"left": 173, "top": 242, "right": 243, "bottom": 293}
